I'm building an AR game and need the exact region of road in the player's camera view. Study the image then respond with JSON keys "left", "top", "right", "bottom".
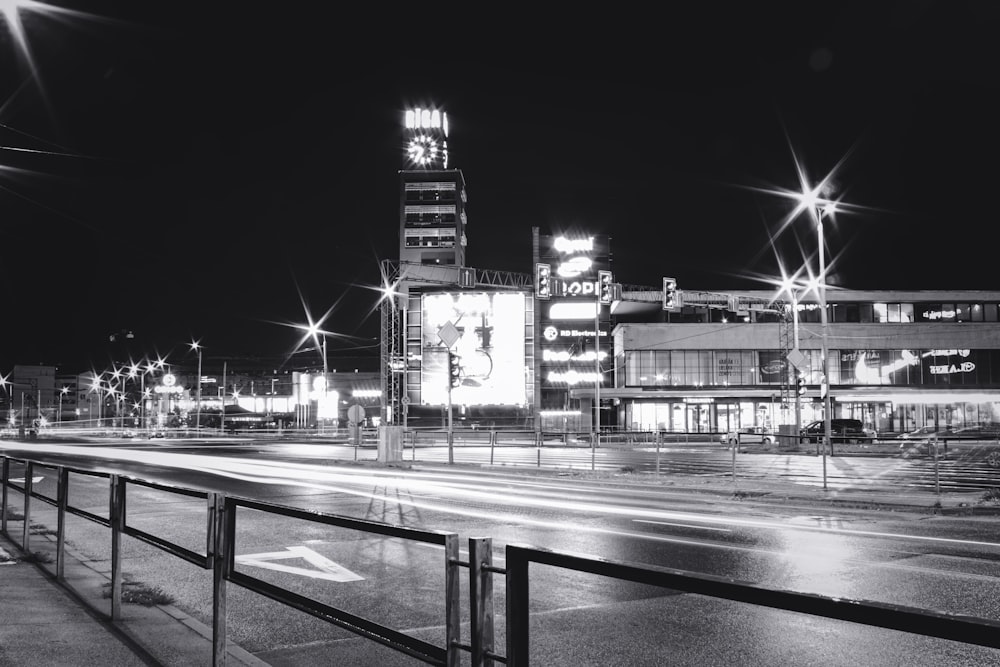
{"left": 3, "top": 438, "right": 1000, "bottom": 665}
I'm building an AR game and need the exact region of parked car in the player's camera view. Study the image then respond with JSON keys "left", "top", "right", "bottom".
{"left": 720, "top": 427, "right": 775, "bottom": 446}
{"left": 800, "top": 418, "right": 875, "bottom": 444}
{"left": 900, "top": 439, "right": 1000, "bottom": 467}
{"left": 898, "top": 425, "right": 951, "bottom": 440}
{"left": 944, "top": 422, "right": 1000, "bottom": 440}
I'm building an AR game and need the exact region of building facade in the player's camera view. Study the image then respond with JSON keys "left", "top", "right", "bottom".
{"left": 594, "top": 290, "right": 1000, "bottom": 436}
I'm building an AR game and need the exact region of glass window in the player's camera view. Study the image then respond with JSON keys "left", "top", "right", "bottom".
{"left": 843, "top": 304, "right": 860, "bottom": 323}
{"left": 971, "top": 303, "right": 984, "bottom": 322}
{"left": 940, "top": 304, "right": 956, "bottom": 322}
{"left": 986, "top": 304, "right": 999, "bottom": 322}
{"left": 900, "top": 303, "right": 914, "bottom": 323}
{"left": 859, "top": 303, "right": 874, "bottom": 323}
{"left": 873, "top": 303, "right": 888, "bottom": 322}
{"left": 886, "top": 304, "right": 901, "bottom": 323}
{"left": 956, "top": 304, "right": 970, "bottom": 322}
{"left": 625, "top": 351, "right": 641, "bottom": 386}
{"left": 916, "top": 303, "right": 940, "bottom": 322}
{"left": 669, "top": 351, "right": 685, "bottom": 385}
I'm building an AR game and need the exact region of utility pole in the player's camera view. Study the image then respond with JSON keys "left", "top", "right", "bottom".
{"left": 220, "top": 361, "right": 227, "bottom": 435}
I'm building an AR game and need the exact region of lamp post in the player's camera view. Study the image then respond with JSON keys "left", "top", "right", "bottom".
{"left": 305, "top": 324, "right": 329, "bottom": 431}
{"left": 57, "top": 386, "right": 68, "bottom": 424}
{"left": 791, "top": 187, "right": 839, "bottom": 491}
{"left": 190, "top": 341, "right": 203, "bottom": 431}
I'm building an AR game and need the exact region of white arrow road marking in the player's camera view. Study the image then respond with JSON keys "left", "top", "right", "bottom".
{"left": 235, "top": 545, "right": 364, "bottom": 582}
{"left": 8, "top": 477, "right": 44, "bottom": 484}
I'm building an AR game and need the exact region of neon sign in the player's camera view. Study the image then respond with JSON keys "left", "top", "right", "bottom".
{"left": 930, "top": 362, "right": 975, "bottom": 374}
{"left": 547, "top": 370, "right": 601, "bottom": 384}
{"left": 553, "top": 236, "right": 594, "bottom": 254}
{"left": 542, "top": 350, "right": 608, "bottom": 362}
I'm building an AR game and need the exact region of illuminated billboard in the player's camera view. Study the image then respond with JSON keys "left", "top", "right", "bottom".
{"left": 537, "top": 233, "right": 611, "bottom": 389}
{"left": 420, "top": 292, "right": 527, "bottom": 406}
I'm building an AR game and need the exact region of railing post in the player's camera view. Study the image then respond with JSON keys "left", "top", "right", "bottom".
{"left": 210, "top": 493, "right": 229, "bottom": 666}
{"left": 655, "top": 430, "right": 661, "bottom": 477}
{"left": 56, "top": 467, "right": 68, "bottom": 581}
{"left": 444, "top": 533, "right": 461, "bottom": 667}
{"left": 109, "top": 475, "right": 125, "bottom": 621}
{"left": 469, "top": 537, "right": 495, "bottom": 667}
{"left": 22, "top": 461, "right": 32, "bottom": 552}
{"left": 933, "top": 437, "right": 941, "bottom": 497}
{"left": 506, "top": 546, "right": 529, "bottom": 667}
{"left": 732, "top": 432, "right": 738, "bottom": 482}
{"left": 1, "top": 457, "right": 9, "bottom": 536}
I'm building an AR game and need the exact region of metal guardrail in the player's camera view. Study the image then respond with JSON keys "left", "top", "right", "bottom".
{"left": 1, "top": 455, "right": 466, "bottom": 666}
{"left": 501, "top": 543, "right": 1000, "bottom": 666}
{"left": 5, "top": 453, "right": 1000, "bottom": 666}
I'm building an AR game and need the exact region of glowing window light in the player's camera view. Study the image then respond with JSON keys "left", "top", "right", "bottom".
{"left": 431, "top": 109, "right": 440, "bottom": 128}
{"left": 421, "top": 109, "right": 431, "bottom": 128}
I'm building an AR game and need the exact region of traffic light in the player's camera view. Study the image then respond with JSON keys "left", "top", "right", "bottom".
{"left": 662, "top": 277, "right": 678, "bottom": 311}
{"left": 598, "top": 270, "right": 613, "bottom": 305}
{"left": 448, "top": 352, "right": 462, "bottom": 388}
{"left": 796, "top": 373, "right": 807, "bottom": 396}
{"left": 535, "top": 263, "right": 552, "bottom": 299}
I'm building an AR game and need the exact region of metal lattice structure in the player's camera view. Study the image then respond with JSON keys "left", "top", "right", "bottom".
{"left": 379, "top": 259, "right": 533, "bottom": 425}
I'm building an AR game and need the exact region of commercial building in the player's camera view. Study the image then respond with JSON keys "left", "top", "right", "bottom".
{"left": 588, "top": 289, "right": 1000, "bottom": 436}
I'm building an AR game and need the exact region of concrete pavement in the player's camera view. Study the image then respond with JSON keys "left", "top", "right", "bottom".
{"left": 0, "top": 529, "right": 267, "bottom": 667}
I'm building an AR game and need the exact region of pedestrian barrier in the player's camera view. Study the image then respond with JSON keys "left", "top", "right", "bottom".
{"left": 4, "top": 453, "right": 1000, "bottom": 666}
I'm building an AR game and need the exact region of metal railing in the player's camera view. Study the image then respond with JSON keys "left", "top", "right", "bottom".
{"left": 5, "top": 452, "right": 1000, "bottom": 666}
{"left": 501, "top": 542, "right": 1000, "bottom": 666}
{"left": 1, "top": 454, "right": 466, "bottom": 666}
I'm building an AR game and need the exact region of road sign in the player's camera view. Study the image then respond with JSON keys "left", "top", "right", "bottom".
{"left": 438, "top": 321, "right": 460, "bottom": 348}
{"left": 348, "top": 404, "right": 364, "bottom": 424}
{"left": 786, "top": 349, "right": 808, "bottom": 371}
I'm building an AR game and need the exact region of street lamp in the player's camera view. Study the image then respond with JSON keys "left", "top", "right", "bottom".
{"left": 189, "top": 340, "right": 203, "bottom": 431}
{"left": 57, "top": 386, "right": 68, "bottom": 424}
{"left": 303, "top": 322, "right": 329, "bottom": 431}
{"left": 791, "top": 186, "right": 839, "bottom": 470}
{"left": 87, "top": 372, "right": 105, "bottom": 428}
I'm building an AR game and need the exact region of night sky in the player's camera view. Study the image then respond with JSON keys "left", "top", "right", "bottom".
{"left": 2, "top": 1, "right": 999, "bottom": 374}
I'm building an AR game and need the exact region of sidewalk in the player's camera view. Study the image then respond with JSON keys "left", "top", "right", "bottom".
{"left": 0, "top": 530, "right": 267, "bottom": 667}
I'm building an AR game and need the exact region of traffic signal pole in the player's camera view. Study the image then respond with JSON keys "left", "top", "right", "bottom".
{"left": 447, "top": 351, "right": 454, "bottom": 464}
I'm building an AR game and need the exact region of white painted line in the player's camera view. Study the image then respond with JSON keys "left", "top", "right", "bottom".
{"left": 235, "top": 545, "right": 363, "bottom": 582}
{"left": 633, "top": 519, "right": 732, "bottom": 533}
{"left": 8, "top": 477, "right": 44, "bottom": 484}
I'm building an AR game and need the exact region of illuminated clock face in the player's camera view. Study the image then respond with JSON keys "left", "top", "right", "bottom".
{"left": 407, "top": 135, "right": 439, "bottom": 166}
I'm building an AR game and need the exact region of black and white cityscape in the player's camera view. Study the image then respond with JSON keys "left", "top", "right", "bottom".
{"left": 2, "top": 3, "right": 1000, "bottom": 666}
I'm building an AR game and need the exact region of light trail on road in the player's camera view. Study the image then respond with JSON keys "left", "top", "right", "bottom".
{"left": 7, "top": 444, "right": 1000, "bottom": 553}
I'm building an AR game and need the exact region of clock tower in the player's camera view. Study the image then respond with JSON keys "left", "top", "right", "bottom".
{"left": 398, "top": 105, "right": 467, "bottom": 267}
